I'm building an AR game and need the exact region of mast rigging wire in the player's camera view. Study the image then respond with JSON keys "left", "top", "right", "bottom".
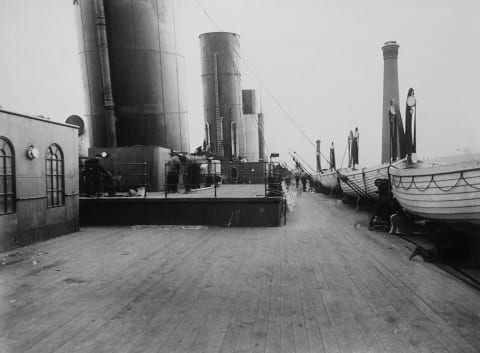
{"left": 194, "top": 0, "right": 364, "bottom": 197}
{"left": 193, "top": 0, "right": 317, "bottom": 159}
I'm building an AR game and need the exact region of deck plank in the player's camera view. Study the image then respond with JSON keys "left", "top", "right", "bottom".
{"left": 1, "top": 191, "right": 480, "bottom": 353}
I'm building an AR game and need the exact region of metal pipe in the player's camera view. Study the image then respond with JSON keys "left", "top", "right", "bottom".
{"left": 213, "top": 53, "right": 224, "bottom": 156}
{"left": 264, "top": 162, "right": 267, "bottom": 196}
{"left": 413, "top": 104, "right": 417, "bottom": 153}
{"left": 164, "top": 162, "right": 168, "bottom": 198}
{"left": 143, "top": 163, "right": 147, "bottom": 198}
{"left": 316, "top": 140, "right": 321, "bottom": 172}
{"left": 214, "top": 168, "right": 217, "bottom": 197}
{"left": 94, "top": 0, "right": 117, "bottom": 147}
{"left": 258, "top": 112, "right": 265, "bottom": 161}
{"left": 242, "top": 90, "right": 259, "bottom": 161}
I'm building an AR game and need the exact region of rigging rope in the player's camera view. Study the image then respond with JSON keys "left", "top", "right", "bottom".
{"left": 193, "top": 0, "right": 317, "bottom": 157}
{"left": 340, "top": 143, "right": 348, "bottom": 169}
{"left": 193, "top": 0, "right": 375, "bottom": 201}
{"left": 290, "top": 151, "right": 315, "bottom": 174}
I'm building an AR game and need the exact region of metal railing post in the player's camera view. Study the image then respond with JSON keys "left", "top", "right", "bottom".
{"left": 264, "top": 162, "right": 267, "bottom": 197}
{"left": 164, "top": 162, "right": 168, "bottom": 198}
{"left": 214, "top": 169, "right": 217, "bottom": 198}
{"left": 143, "top": 162, "right": 147, "bottom": 198}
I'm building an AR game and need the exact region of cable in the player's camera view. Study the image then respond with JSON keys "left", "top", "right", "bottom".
{"left": 193, "top": 1, "right": 360, "bottom": 179}
{"left": 194, "top": 1, "right": 348, "bottom": 173}
{"left": 195, "top": 1, "right": 274, "bottom": 160}
{"left": 194, "top": 0, "right": 222, "bottom": 31}
{"left": 290, "top": 150, "right": 315, "bottom": 174}
{"left": 340, "top": 142, "right": 348, "bottom": 169}
{"left": 193, "top": 0, "right": 317, "bottom": 157}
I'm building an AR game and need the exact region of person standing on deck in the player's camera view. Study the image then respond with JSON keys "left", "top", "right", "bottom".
{"left": 166, "top": 155, "right": 181, "bottom": 193}
{"left": 329, "top": 142, "right": 336, "bottom": 170}
{"left": 301, "top": 172, "right": 307, "bottom": 191}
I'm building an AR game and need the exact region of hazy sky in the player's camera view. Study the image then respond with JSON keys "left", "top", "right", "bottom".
{"left": 1, "top": 0, "right": 479, "bottom": 170}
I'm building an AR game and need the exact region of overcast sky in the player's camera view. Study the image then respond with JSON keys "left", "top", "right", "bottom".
{"left": 1, "top": 0, "right": 479, "bottom": 169}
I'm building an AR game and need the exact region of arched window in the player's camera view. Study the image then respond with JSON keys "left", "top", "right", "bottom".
{"left": 46, "top": 144, "right": 65, "bottom": 208}
{"left": 0, "top": 137, "right": 15, "bottom": 215}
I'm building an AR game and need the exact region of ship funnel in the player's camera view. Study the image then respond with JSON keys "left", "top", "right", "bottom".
{"left": 74, "top": 0, "right": 190, "bottom": 151}
{"left": 200, "top": 32, "right": 242, "bottom": 159}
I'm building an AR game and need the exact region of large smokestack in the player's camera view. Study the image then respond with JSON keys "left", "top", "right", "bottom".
{"left": 75, "top": 0, "right": 190, "bottom": 151}
{"left": 200, "top": 32, "right": 242, "bottom": 159}
{"left": 242, "top": 89, "right": 259, "bottom": 162}
{"left": 381, "top": 41, "right": 400, "bottom": 164}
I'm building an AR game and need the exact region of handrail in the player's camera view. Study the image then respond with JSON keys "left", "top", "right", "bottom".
{"left": 163, "top": 161, "right": 285, "bottom": 198}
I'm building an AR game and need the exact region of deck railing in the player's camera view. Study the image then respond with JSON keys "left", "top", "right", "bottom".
{"left": 80, "top": 158, "right": 149, "bottom": 197}
{"left": 163, "top": 161, "right": 286, "bottom": 198}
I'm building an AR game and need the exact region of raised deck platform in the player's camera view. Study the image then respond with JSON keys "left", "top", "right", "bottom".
{"left": 80, "top": 185, "right": 286, "bottom": 227}
{"left": 1, "top": 191, "right": 480, "bottom": 352}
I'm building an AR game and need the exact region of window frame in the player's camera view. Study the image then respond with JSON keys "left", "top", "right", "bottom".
{"left": 45, "top": 144, "right": 65, "bottom": 208}
{"left": 0, "top": 136, "right": 16, "bottom": 215}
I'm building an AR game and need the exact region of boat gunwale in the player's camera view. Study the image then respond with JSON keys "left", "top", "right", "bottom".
{"left": 389, "top": 161, "right": 480, "bottom": 178}
{"left": 392, "top": 187, "right": 480, "bottom": 198}
{"left": 340, "top": 159, "right": 406, "bottom": 178}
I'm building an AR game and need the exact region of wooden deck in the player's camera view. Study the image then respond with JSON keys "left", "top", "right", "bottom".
{"left": 89, "top": 185, "right": 268, "bottom": 200}
{"left": 1, "top": 191, "right": 480, "bottom": 352}
{"left": 153, "top": 184, "right": 268, "bottom": 198}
